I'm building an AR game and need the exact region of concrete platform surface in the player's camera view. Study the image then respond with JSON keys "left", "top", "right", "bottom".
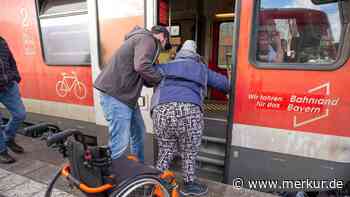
{"left": 0, "top": 135, "right": 277, "bottom": 197}
{"left": 0, "top": 110, "right": 276, "bottom": 197}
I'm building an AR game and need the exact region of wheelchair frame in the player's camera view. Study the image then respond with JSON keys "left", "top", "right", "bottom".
{"left": 43, "top": 128, "right": 179, "bottom": 197}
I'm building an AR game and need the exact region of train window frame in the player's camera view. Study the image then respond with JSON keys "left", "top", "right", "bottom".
{"left": 311, "top": 0, "right": 345, "bottom": 5}
{"left": 38, "top": 0, "right": 87, "bottom": 18}
{"left": 157, "top": 0, "right": 169, "bottom": 26}
{"left": 249, "top": 0, "right": 350, "bottom": 71}
{"left": 217, "top": 21, "right": 235, "bottom": 70}
{"left": 35, "top": 0, "right": 90, "bottom": 66}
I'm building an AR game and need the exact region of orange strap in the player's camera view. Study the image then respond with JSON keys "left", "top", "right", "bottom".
{"left": 79, "top": 183, "right": 113, "bottom": 193}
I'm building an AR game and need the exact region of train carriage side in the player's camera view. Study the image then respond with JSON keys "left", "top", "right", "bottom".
{"left": 0, "top": 0, "right": 95, "bottom": 122}
{"left": 0, "top": 0, "right": 148, "bottom": 126}
{"left": 1, "top": 0, "right": 350, "bottom": 192}
{"left": 226, "top": 0, "right": 350, "bottom": 189}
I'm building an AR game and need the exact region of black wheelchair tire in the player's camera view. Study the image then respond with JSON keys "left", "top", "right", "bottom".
{"left": 108, "top": 176, "right": 171, "bottom": 197}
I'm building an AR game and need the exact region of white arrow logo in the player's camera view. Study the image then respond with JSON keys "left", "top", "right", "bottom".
{"left": 293, "top": 82, "right": 330, "bottom": 128}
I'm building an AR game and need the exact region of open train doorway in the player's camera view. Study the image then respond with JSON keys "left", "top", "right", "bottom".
{"left": 156, "top": 0, "right": 235, "bottom": 182}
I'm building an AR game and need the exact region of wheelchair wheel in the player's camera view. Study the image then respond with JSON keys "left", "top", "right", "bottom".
{"left": 109, "top": 177, "right": 171, "bottom": 197}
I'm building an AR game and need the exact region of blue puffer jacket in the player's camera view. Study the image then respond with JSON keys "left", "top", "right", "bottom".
{"left": 151, "top": 49, "right": 230, "bottom": 111}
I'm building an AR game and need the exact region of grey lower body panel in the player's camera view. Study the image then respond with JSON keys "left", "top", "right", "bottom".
{"left": 226, "top": 146, "right": 350, "bottom": 192}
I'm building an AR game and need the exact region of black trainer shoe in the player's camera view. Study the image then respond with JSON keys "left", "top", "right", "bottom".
{"left": 6, "top": 139, "right": 24, "bottom": 154}
{"left": 180, "top": 181, "right": 208, "bottom": 196}
{"left": 0, "top": 151, "right": 16, "bottom": 164}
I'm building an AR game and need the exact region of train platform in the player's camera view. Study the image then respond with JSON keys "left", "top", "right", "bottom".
{"left": 0, "top": 110, "right": 276, "bottom": 197}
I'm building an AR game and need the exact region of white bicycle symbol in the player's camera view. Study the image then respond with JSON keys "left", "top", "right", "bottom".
{"left": 55, "top": 72, "right": 87, "bottom": 100}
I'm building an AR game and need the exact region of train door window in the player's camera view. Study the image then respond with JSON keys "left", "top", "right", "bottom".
{"left": 218, "top": 22, "right": 234, "bottom": 69}
{"left": 36, "top": 0, "right": 90, "bottom": 65}
{"left": 252, "top": 0, "right": 347, "bottom": 70}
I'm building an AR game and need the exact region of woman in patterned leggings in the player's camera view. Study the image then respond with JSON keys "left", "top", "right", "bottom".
{"left": 151, "top": 40, "right": 230, "bottom": 196}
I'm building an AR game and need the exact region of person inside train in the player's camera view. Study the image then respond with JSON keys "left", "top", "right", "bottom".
{"left": 281, "top": 38, "right": 296, "bottom": 62}
{"left": 0, "top": 37, "right": 26, "bottom": 164}
{"left": 151, "top": 40, "right": 230, "bottom": 196}
{"left": 94, "top": 25, "right": 171, "bottom": 162}
{"left": 169, "top": 43, "right": 183, "bottom": 60}
{"left": 281, "top": 38, "right": 288, "bottom": 61}
{"left": 257, "top": 18, "right": 284, "bottom": 63}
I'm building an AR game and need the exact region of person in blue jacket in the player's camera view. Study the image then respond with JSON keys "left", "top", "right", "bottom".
{"left": 151, "top": 40, "right": 230, "bottom": 196}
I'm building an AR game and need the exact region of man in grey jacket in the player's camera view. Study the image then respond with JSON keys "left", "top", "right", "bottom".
{"left": 94, "top": 25, "right": 171, "bottom": 162}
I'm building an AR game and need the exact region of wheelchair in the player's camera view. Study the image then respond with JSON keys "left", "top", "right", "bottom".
{"left": 44, "top": 128, "right": 179, "bottom": 197}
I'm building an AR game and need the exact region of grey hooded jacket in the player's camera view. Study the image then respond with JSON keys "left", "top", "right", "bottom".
{"left": 94, "top": 26, "right": 162, "bottom": 107}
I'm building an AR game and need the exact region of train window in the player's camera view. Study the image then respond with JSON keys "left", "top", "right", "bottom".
{"left": 252, "top": 0, "right": 346, "bottom": 69}
{"left": 218, "top": 22, "right": 234, "bottom": 69}
{"left": 36, "top": 0, "right": 90, "bottom": 66}
{"left": 39, "top": 0, "right": 87, "bottom": 15}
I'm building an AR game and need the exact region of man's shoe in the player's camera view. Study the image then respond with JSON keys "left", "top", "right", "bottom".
{"left": 180, "top": 181, "right": 208, "bottom": 196}
{"left": 0, "top": 151, "right": 16, "bottom": 164}
{"left": 6, "top": 139, "right": 24, "bottom": 154}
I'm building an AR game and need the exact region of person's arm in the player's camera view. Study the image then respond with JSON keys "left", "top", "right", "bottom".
{"left": 0, "top": 57, "right": 6, "bottom": 87}
{"left": 207, "top": 69, "right": 230, "bottom": 93}
{"left": 0, "top": 38, "right": 6, "bottom": 87}
{"left": 143, "top": 64, "right": 164, "bottom": 88}
{"left": 8, "top": 46, "right": 21, "bottom": 83}
{"left": 134, "top": 36, "right": 162, "bottom": 87}
{"left": 0, "top": 38, "right": 21, "bottom": 84}
{"left": 271, "top": 33, "right": 284, "bottom": 63}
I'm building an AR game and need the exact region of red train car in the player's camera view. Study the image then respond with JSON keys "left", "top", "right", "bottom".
{"left": 0, "top": 0, "right": 349, "bottom": 193}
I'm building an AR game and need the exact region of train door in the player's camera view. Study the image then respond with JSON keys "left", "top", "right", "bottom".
{"left": 87, "top": 0, "right": 236, "bottom": 180}
{"left": 155, "top": 0, "right": 235, "bottom": 182}
{"left": 226, "top": 0, "right": 350, "bottom": 189}
{"left": 88, "top": 0, "right": 161, "bottom": 163}
{"left": 87, "top": 0, "right": 146, "bottom": 126}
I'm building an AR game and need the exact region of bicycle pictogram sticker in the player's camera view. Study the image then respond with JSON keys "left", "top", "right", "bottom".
{"left": 56, "top": 72, "right": 87, "bottom": 100}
